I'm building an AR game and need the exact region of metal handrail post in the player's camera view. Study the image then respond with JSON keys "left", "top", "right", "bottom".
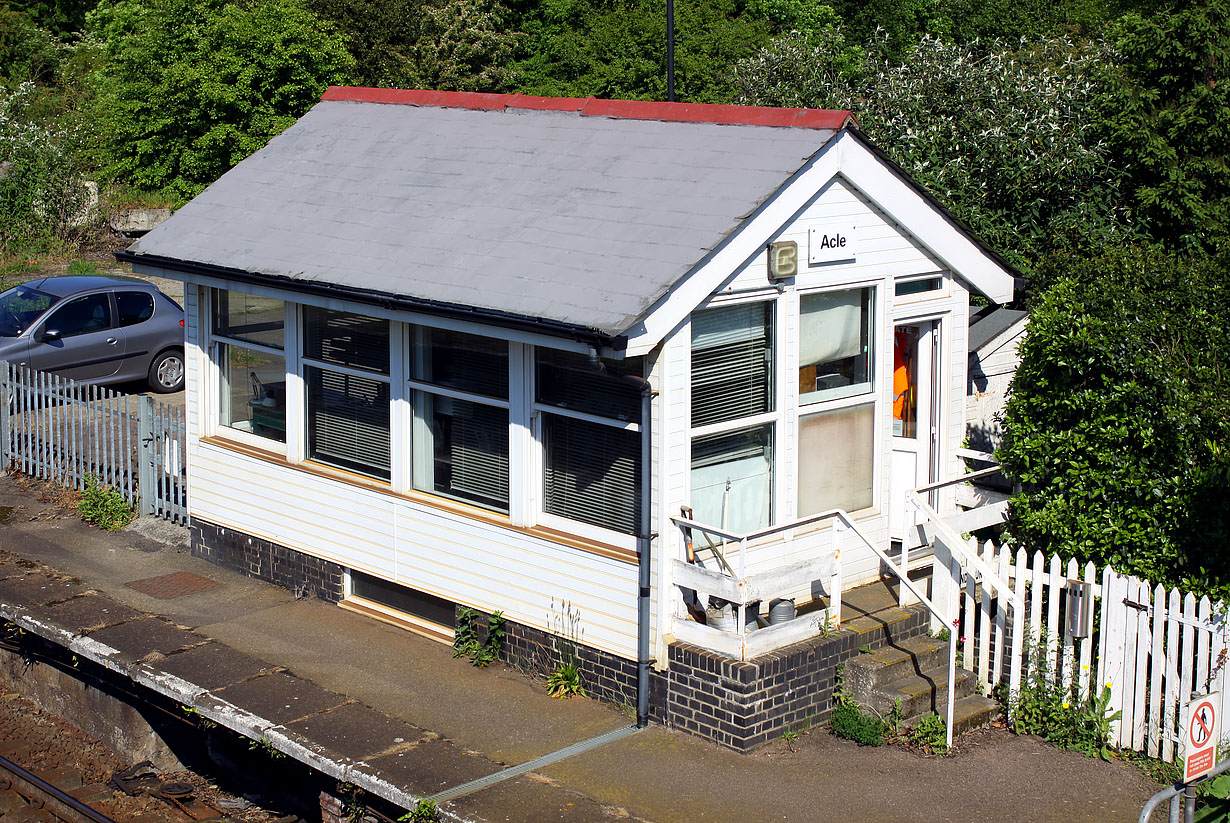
{"left": 946, "top": 613, "right": 957, "bottom": 749}
{"left": 1139, "top": 758, "right": 1230, "bottom": 823}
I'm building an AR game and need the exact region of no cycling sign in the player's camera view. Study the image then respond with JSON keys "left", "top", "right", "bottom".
{"left": 1184, "top": 693, "right": 1221, "bottom": 783}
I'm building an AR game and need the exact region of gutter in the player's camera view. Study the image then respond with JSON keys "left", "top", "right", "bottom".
{"left": 114, "top": 250, "right": 628, "bottom": 354}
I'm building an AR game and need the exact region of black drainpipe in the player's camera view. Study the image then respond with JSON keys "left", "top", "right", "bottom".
{"left": 586, "top": 349, "right": 657, "bottom": 727}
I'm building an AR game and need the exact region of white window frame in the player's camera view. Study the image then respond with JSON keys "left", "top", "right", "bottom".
{"left": 687, "top": 293, "right": 781, "bottom": 531}
{"left": 205, "top": 289, "right": 291, "bottom": 454}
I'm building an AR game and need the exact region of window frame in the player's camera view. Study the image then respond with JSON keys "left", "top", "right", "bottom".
{"left": 687, "top": 295, "right": 781, "bottom": 533}
{"left": 206, "top": 289, "right": 290, "bottom": 452}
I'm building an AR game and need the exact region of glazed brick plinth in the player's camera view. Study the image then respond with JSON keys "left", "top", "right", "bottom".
{"left": 190, "top": 520, "right": 344, "bottom": 603}
{"left": 667, "top": 607, "right": 930, "bottom": 751}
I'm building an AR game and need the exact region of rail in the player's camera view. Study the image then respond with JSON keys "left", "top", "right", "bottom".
{"left": 0, "top": 753, "right": 118, "bottom": 823}
{"left": 1138, "top": 757, "right": 1230, "bottom": 823}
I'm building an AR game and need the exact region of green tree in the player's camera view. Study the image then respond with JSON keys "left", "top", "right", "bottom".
{"left": 736, "top": 34, "right": 1130, "bottom": 282}
{"left": 512, "top": 0, "right": 769, "bottom": 103}
{"left": 306, "top": 0, "right": 421, "bottom": 88}
{"left": 999, "top": 245, "right": 1230, "bottom": 600}
{"left": 88, "top": 0, "right": 354, "bottom": 198}
{"left": 1097, "top": 1, "right": 1230, "bottom": 250}
{"left": 411, "top": 0, "right": 521, "bottom": 91}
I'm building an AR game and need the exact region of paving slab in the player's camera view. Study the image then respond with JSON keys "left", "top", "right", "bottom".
{"left": 158, "top": 642, "right": 274, "bottom": 691}
{"left": 27, "top": 594, "right": 143, "bottom": 633}
{"left": 87, "top": 617, "right": 204, "bottom": 662}
{"left": 0, "top": 575, "right": 82, "bottom": 608}
{"left": 286, "top": 702, "right": 430, "bottom": 761}
{"left": 363, "top": 738, "right": 495, "bottom": 796}
{"left": 447, "top": 773, "right": 621, "bottom": 823}
{"left": 214, "top": 671, "right": 348, "bottom": 725}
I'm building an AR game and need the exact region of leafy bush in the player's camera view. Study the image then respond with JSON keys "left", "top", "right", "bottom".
{"left": 1000, "top": 245, "right": 1230, "bottom": 600}
{"left": 399, "top": 799, "right": 439, "bottom": 823}
{"left": 87, "top": 0, "right": 355, "bottom": 198}
{"left": 77, "top": 473, "right": 133, "bottom": 531}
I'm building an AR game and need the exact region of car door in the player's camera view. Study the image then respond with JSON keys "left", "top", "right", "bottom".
{"left": 26, "top": 292, "right": 127, "bottom": 382}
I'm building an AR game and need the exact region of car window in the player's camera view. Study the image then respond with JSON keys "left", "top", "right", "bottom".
{"left": 0, "top": 285, "right": 58, "bottom": 337}
{"left": 44, "top": 294, "right": 112, "bottom": 339}
{"left": 116, "top": 291, "right": 154, "bottom": 327}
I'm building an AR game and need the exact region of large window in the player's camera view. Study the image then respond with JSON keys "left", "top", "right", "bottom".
{"left": 537, "top": 349, "right": 643, "bottom": 535}
{"left": 689, "top": 302, "right": 774, "bottom": 533}
{"left": 798, "top": 287, "right": 873, "bottom": 404}
{"left": 303, "top": 307, "right": 390, "bottom": 480}
{"left": 409, "top": 327, "right": 509, "bottom": 512}
{"left": 797, "top": 286, "right": 877, "bottom": 515}
{"left": 213, "top": 291, "right": 286, "bottom": 442}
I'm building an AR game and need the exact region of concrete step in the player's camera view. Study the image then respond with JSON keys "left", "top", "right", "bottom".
{"left": 844, "top": 636, "right": 948, "bottom": 694}
{"left": 902, "top": 694, "right": 1001, "bottom": 738}
{"left": 865, "top": 666, "right": 978, "bottom": 721}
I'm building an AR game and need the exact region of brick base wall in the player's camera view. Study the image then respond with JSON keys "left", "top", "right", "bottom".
{"left": 190, "top": 520, "right": 345, "bottom": 603}
{"left": 189, "top": 522, "right": 930, "bottom": 752}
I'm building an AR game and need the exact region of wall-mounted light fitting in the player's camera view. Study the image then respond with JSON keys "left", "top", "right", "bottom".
{"left": 768, "top": 241, "right": 797, "bottom": 280}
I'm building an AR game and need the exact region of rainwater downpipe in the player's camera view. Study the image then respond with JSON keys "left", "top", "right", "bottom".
{"left": 586, "top": 347, "right": 657, "bottom": 727}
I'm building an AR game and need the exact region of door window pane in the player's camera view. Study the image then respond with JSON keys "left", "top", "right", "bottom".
{"left": 799, "top": 288, "right": 873, "bottom": 404}
{"left": 798, "top": 403, "right": 875, "bottom": 515}
{"left": 45, "top": 294, "right": 111, "bottom": 338}
{"left": 894, "top": 326, "right": 920, "bottom": 438}
{"left": 691, "top": 302, "right": 772, "bottom": 427}
{"left": 691, "top": 425, "right": 772, "bottom": 534}
{"left": 115, "top": 292, "right": 154, "bottom": 327}
{"left": 219, "top": 343, "right": 286, "bottom": 442}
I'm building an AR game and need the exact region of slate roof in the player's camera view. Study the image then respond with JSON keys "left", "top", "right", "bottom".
{"left": 968, "top": 306, "right": 1028, "bottom": 353}
{"left": 125, "top": 88, "right": 850, "bottom": 340}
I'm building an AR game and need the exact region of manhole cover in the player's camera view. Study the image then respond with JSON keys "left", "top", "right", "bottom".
{"left": 125, "top": 572, "right": 220, "bottom": 599}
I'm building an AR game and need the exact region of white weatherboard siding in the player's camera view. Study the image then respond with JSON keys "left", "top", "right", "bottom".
{"left": 191, "top": 444, "right": 643, "bottom": 659}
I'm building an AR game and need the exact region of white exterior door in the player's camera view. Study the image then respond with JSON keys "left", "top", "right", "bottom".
{"left": 890, "top": 321, "right": 938, "bottom": 540}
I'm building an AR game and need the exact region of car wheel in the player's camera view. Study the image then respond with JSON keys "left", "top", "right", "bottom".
{"left": 148, "top": 349, "right": 184, "bottom": 393}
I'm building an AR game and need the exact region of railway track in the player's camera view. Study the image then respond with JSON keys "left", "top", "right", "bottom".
{"left": 0, "top": 752, "right": 120, "bottom": 823}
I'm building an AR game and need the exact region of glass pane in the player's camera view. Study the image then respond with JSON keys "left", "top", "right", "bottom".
{"left": 799, "top": 288, "right": 873, "bottom": 404}
{"left": 690, "top": 425, "right": 772, "bottom": 534}
{"left": 412, "top": 327, "right": 508, "bottom": 399}
{"left": 413, "top": 391, "right": 509, "bottom": 512}
{"left": 0, "top": 285, "right": 58, "bottom": 336}
{"left": 115, "top": 292, "right": 154, "bottom": 327}
{"left": 893, "top": 326, "right": 919, "bottom": 438}
{"left": 350, "top": 570, "right": 456, "bottom": 628}
{"left": 691, "top": 302, "right": 772, "bottom": 428}
{"left": 543, "top": 414, "right": 641, "bottom": 534}
{"left": 218, "top": 342, "right": 286, "bottom": 442}
{"left": 46, "top": 294, "right": 110, "bottom": 338}
{"left": 306, "top": 365, "right": 391, "bottom": 480}
{"left": 536, "top": 349, "right": 641, "bottom": 422}
{"left": 895, "top": 277, "right": 943, "bottom": 297}
{"left": 798, "top": 403, "right": 875, "bottom": 516}
{"left": 213, "top": 291, "right": 284, "bottom": 349}
{"left": 304, "top": 307, "right": 388, "bottom": 375}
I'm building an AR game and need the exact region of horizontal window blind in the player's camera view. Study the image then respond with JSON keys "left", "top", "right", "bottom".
{"left": 304, "top": 307, "right": 389, "bottom": 375}
{"left": 307, "top": 366, "right": 391, "bottom": 480}
{"left": 691, "top": 302, "right": 772, "bottom": 428}
{"left": 537, "top": 349, "right": 641, "bottom": 422}
{"left": 415, "top": 392, "right": 509, "bottom": 512}
{"left": 413, "top": 327, "right": 508, "bottom": 399}
{"left": 543, "top": 415, "right": 641, "bottom": 534}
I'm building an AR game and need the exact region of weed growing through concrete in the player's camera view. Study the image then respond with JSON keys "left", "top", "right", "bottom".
{"left": 904, "top": 712, "right": 949, "bottom": 755}
{"left": 453, "top": 607, "right": 505, "bottom": 668}
{"left": 546, "top": 599, "right": 586, "bottom": 699}
{"left": 76, "top": 473, "right": 133, "bottom": 531}
{"left": 399, "top": 799, "right": 439, "bottom": 822}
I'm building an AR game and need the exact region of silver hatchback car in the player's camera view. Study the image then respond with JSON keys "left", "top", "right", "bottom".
{"left": 0, "top": 275, "right": 185, "bottom": 393}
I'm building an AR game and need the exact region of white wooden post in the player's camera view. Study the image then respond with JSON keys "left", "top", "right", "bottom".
{"left": 830, "top": 519, "right": 844, "bottom": 629}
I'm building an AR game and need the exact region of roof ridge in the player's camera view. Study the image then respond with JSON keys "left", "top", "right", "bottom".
{"left": 320, "top": 87, "right": 853, "bottom": 130}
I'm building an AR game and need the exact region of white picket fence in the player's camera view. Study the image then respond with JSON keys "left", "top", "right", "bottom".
{"left": 956, "top": 541, "right": 1228, "bottom": 761}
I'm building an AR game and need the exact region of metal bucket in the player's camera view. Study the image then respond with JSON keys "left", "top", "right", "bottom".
{"left": 706, "top": 604, "right": 737, "bottom": 633}
{"left": 768, "top": 598, "right": 796, "bottom": 625}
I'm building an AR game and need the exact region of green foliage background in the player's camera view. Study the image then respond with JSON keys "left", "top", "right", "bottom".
{"left": 0, "top": 0, "right": 1228, "bottom": 597}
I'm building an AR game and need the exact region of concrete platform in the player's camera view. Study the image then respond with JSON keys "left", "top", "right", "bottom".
{"left": 0, "top": 472, "right": 1161, "bottom": 823}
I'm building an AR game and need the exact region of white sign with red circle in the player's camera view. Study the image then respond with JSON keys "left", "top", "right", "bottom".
{"left": 1184, "top": 693, "right": 1221, "bottom": 783}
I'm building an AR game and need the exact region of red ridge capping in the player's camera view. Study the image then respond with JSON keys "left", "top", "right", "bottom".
{"left": 321, "top": 86, "right": 852, "bottom": 129}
